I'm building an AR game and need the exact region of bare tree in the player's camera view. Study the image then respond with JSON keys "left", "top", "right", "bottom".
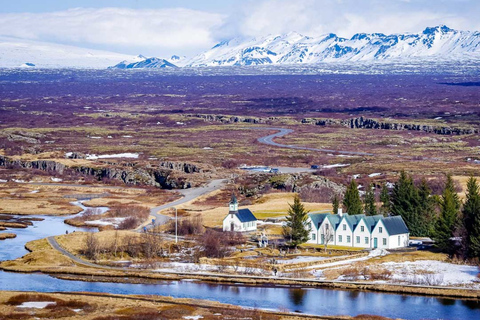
{"left": 320, "top": 224, "right": 334, "bottom": 253}
{"left": 85, "top": 232, "right": 100, "bottom": 260}
{"left": 142, "top": 233, "right": 162, "bottom": 259}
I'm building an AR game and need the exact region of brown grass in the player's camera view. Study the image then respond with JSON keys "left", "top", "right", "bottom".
{"left": 0, "top": 233, "right": 16, "bottom": 240}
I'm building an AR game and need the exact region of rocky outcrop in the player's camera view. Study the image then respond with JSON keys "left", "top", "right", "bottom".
{"left": 159, "top": 161, "right": 201, "bottom": 173}
{"left": 0, "top": 155, "right": 196, "bottom": 189}
{"left": 303, "top": 116, "right": 478, "bottom": 135}
{"left": 185, "top": 114, "right": 278, "bottom": 124}
{"left": 0, "top": 156, "right": 66, "bottom": 174}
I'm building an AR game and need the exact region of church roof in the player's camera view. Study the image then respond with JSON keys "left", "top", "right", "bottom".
{"left": 236, "top": 209, "right": 257, "bottom": 222}
{"left": 230, "top": 193, "right": 238, "bottom": 204}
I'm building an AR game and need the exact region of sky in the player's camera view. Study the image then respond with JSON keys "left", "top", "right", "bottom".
{"left": 0, "top": 0, "right": 479, "bottom": 58}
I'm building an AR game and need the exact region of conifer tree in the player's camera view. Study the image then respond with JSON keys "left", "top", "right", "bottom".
{"left": 364, "top": 183, "right": 377, "bottom": 216}
{"left": 331, "top": 193, "right": 340, "bottom": 215}
{"left": 379, "top": 183, "right": 390, "bottom": 215}
{"left": 463, "top": 177, "right": 480, "bottom": 258}
{"left": 434, "top": 175, "right": 461, "bottom": 253}
{"left": 417, "top": 178, "right": 436, "bottom": 236}
{"left": 391, "top": 171, "right": 422, "bottom": 236}
{"left": 283, "top": 194, "right": 311, "bottom": 247}
{"left": 343, "top": 179, "right": 363, "bottom": 215}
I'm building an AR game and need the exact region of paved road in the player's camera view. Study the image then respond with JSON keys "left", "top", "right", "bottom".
{"left": 255, "top": 127, "right": 374, "bottom": 156}
{"left": 148, "top": 178, "right": 227, "bottom": 227}
{"left": 47, "top": 236, "right": 110, "bottom": 269}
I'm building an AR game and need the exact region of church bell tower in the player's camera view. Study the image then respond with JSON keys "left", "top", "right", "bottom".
{"left": 229, "top": 193, "right": 238, "bottom": 213}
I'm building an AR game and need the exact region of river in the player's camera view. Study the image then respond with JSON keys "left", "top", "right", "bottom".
{"left": 0, "top": 203, "right": 479, "bottom": 319}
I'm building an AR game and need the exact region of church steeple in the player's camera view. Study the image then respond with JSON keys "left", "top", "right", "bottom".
{"left": 229, "top": 193, "right": 238, "bottom": 212}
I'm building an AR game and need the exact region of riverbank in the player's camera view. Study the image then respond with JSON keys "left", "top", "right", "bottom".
{"left": 0, "top": 290, "right": 352, "bottom": 320}
{"left": 2, "top": 237, "right": 480, "bottom": 301}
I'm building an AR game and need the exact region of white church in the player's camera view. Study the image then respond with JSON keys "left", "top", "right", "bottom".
{"left": 222, "top": 194, "right": 258, "bottom": 232}
{"left": 306, "top": 209, "right": 410, "bottom": 250}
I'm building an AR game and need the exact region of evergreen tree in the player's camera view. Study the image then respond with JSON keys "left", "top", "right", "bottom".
{"left": 283, "top": 194, "right": 311, "bottom": 247}
{"left": 331, "top": 193, "right": 340, "bottom": 215}
{"left": 463, "top": 177, "right": 480, "bottom": 259}
{"left": 343, "top": 179, "right": 363, "bottom": 215}
{"left": 379, "top": 183, "right": 390, "bottom": 216}
{"left": 364, "top": 183, "right": 377, "bottom": 216}
{"left": 434, "top": 175, "right": 461, "bottom": 253}
{"left": 417, "top": 178, "right": 436, "bottom": 236}
{"left": 391, "top": 171, "right": 423, "bottom": 236}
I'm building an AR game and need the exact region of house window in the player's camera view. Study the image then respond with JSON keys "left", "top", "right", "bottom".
{"left": 361, "top": 226, "right": 365, "bottom": 232}
{"left": 338, "top": 235, "right": 342, "bottom": 243}
{"left": 383, "top": 238, "right": 387, "bottom": 246}
{"left": 326, "top": 224, "right": 329, "bottom": 230}
{"left": 356, "top": 236, "right": 360, "bottom": 244}
{"left": 365, "top": 237, "right": 369, "bottom": 244}
{"left": 343, "top": 224, "right": 346, "bottom": 231}
{"left": 379, "top": 227, "right": 383, "bottom": 233}
{"left": 347, "top": 236, "right": 351, "bottom": 243}
{"left": 398, "top": 235, "right": 400, "bottom": 246}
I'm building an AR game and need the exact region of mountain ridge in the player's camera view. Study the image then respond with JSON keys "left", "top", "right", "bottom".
{"left": 186, "top": 25, "right": 480, "bottom": 67}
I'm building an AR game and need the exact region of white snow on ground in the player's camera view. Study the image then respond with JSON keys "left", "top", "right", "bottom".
{"left": 50, "top": 177, "right": 63, "bottom": 182}
{"left": 86, "top": 153, "right": 139, "bottom": 160}
{"left": 183, "top": 316, "right": 203, "bottom": 320}
{"left": 152, "top": 262, "right": 264, "bottom": 275}
{"left": 29, "top": 190, "right": 39, "bottom": 194}
{"left": 12, "top": 179, "right": 26, "bottom": 183}
{"left": 382, "top": 260, "right": 480, "bottom": 287}
{"left": 368, "top": 173, "right": 382, "bottom": 177}
{"left": 85, "top": 217, "right": 126, "bottom": 227}
{"left": 277, "top": 256, "right": 331, "bottom": 264}
{"left": 323, "top": 163, "right": 350, "bottom": 169}
{"left": 89, "top": 136, "right": 102, "bottom": 139}
{"left": 18, "top": 301, "right": 56, "bottom": 308}
{"left": 0, "top": 179, "right": 7, "bottom": 183}
{"left": 308, "top": 249, "right": 388, "bottom": 271}
{"left": 122, "top": 135, "right": 133, "bottom": 138}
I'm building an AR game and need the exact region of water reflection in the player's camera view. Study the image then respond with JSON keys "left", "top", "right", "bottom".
{"left": 289, "top": 288, "right": 307, "bottom": 306}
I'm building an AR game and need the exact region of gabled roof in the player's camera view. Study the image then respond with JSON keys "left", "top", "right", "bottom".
{"left": 326, "top": 214, "right": 342, "bottom": 230}
{"left": 308, "top": 213, "right": 330, "bottom": 229}
{"left": 363, "top": 215, "right": 384, "bottom": 232}
{"left": 342, "top": 214, "right": 365, "bottom": 231}
{"left": 236, "top": 208, "right": 257, "bottom": 222}
{"left": 382, "top": 216, "right": 409, "bottom": 235}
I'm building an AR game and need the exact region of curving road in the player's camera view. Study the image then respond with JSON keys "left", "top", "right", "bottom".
{"left": 147, "top": 178, "right": 227, "bottom": 227}
{"left": 255, "top": 127, "right": 374, "bottom": 156}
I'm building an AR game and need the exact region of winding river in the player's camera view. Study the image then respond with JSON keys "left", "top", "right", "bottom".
{"left": 1, "top": 202, "right": 479, "bottom": 319}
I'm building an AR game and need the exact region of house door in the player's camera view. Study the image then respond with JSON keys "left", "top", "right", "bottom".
{"left": 373, "top": 238, "right": 378, "bottom": 248}
{"left": 230, "top": 222, "right": 234, "bottom": 232}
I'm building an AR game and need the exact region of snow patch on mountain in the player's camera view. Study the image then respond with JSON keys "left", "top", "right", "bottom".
{"left": 187, "top": 25, "right": 480, "bottom": 67}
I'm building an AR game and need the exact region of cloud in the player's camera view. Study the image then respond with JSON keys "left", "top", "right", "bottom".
{"left": 216, "top": 0, "right": 480, "bottom": 40}
{"left": 0, "top": 1, "right": 478, "bottom": 56}
{"left": 0, "top": 7, "right": 224, "bottom": 55}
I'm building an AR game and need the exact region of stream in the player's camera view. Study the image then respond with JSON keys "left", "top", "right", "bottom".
{"left": 1, "top": 203, "right": 480, "bottom": 319}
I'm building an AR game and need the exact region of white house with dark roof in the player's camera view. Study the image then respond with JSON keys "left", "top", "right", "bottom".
{"left": 222, "top": 194, "right": 257, "bottom": 232}
{"left": 306, "top": 209, "right": 409, "bottom": 249}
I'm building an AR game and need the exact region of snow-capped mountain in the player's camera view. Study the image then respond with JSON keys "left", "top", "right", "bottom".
{"left": 109, "top": 56, "right": 178, "bottom": 69}
{"left": 0, "top": 36, "right": 134, "bottom": 68}
{"left": 186, "top": 25, "right": 480, "bottom": 67}
{"left": 168, "top": 55, "right": 188, "bottom": 66}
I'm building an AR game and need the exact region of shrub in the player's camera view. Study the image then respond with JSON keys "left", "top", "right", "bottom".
{"left": 202, "top": 229, "right": 231, "bottom": 258}
{"left": 117, "top": 217, "right": 139, "bottom": 230}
